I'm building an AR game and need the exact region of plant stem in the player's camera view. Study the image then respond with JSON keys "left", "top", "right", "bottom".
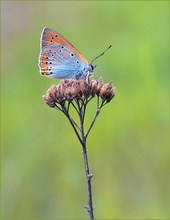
{"left": 85, "top": 108, "right": 101, "bottom": 139}
{"left": 62, "top": 99, "right": 97, "bottom": 219}
{"left": 82, "top": 141, "right": 94, "bottom": 219}
{"left": 79, "top": 104, "right": 94, "bottom": 219}
{"left": 65, "top": 112, "right": 83, "bottom": 146}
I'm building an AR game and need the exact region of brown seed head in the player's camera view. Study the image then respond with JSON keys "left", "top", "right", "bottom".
{"left": 43, "top": 79, "right": 115, "bottom": 107}
{"left": 43, "top": 95, "right": 55, "bottom": 107}
{"left": 49, "top": 85, "right": 57, "bottom": 101}
{"left": 99, "top": 82, "right": 115, "bottom": 102}
{"left": 62, "top": 80, "right": 80, "bottom": 99}
{"left": 90, "top": 80, "right": 98, "bottom": 96}
{"left": 43, "top": 85, "right": 58, "bottom": 107}
{"left": 95, "top": 78, "right": 104, "bottom": 95}
{"left": 79, "top": 80, "right": 91, "bottom": 98}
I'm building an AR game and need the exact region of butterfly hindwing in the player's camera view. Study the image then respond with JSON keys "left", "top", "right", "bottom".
{"left": 39, "top": 44, "right": 86, "bottom": 78}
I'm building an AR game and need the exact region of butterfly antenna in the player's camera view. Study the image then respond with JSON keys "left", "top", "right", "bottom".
{"left": 90, "top": 45, "right": 112, "bottom": 64}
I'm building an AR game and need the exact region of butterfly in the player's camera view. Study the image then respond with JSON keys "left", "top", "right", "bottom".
{"left": 38, "top": 27, "right": 111, "bottom": 80}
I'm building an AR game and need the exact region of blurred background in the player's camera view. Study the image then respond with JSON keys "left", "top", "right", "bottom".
{"left": 1, "top": 1, "right": 169, "bottom": 219}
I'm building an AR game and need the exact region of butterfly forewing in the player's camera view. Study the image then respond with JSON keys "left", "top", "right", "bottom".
{"left": 40, "top": 28, "right": 88, "bottom": 64}
{"left": 39, "top": 28, "right": 90, "bottom": 78}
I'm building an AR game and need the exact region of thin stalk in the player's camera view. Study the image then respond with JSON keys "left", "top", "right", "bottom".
{"left": 82, "top": 141, "right": 94, "bottom": 219}
{"left": 71, "top": 101, "right": 80, "bottom": 114}
{"left": 79, "top": 107, "right": 94, "bottom": 219}
{"left": 85, "top": 98, "right": 106, "bottom": 138}
{"left": 70, "top": 117, "right": 81, "bottom": 132}
{"left": 65, "top": 112, "right": 83, "bottom": 146}
{"left": 85, "top": 108, "right": 101, "bottom": 139}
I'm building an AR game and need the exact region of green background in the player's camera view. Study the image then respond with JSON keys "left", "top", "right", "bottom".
{"left": 1, "top": 1, "right": 169, "bottom": 219}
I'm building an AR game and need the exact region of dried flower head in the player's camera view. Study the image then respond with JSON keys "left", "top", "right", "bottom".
{"left": 99, "top": 82, "right": 115, "bottom": 102}
{"left": 43, "top": 79, "right": 115, "bottom": 108}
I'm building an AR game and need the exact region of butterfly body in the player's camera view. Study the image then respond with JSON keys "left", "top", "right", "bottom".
{"left": 39, "top": 28, "right": 94, "bottom": 79}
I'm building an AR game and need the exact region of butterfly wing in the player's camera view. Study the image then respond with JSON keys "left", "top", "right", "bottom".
{"left": 41, "top": 27, "right": 88, "bottom": 64}
{"left": 39, "top": 28, "right": 89, "bottom": 79}
{"left": 39, "top": 44, "right": 86, "bottom": 78}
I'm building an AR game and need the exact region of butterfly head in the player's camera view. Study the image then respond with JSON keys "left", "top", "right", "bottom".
{"left": 89, "top": 64, "right": 95, "bottom": 72}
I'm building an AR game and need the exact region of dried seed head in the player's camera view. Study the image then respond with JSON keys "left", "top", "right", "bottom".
{"left": 43, "top": 79, "right": 115, "bottom": 108}
{"left": 90, "top": 80, "right": 98, "bottom": 96}
{"left": 95, "top": 78, "right": 104, "bottom": 95}
{"left": 69, "top": 83, "right": 80, "bottom": 98}
{"left": 99, "top": 82, "right": 115, "bottom": 102}
{"left": 43, "top": 85, "right": 57, "bottom": 108}
{"left": 79, "top": 80, "right": 91, "bottom": 97}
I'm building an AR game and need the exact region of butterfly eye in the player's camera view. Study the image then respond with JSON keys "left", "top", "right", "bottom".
{"left": 71, "top": 53, "right": 74, "bottom": 56}
{"left": 89, "top": 64, "right": 94, "bottom": 71}
{"left": 76, "top": 61, "right": 79, "bottom": 63}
